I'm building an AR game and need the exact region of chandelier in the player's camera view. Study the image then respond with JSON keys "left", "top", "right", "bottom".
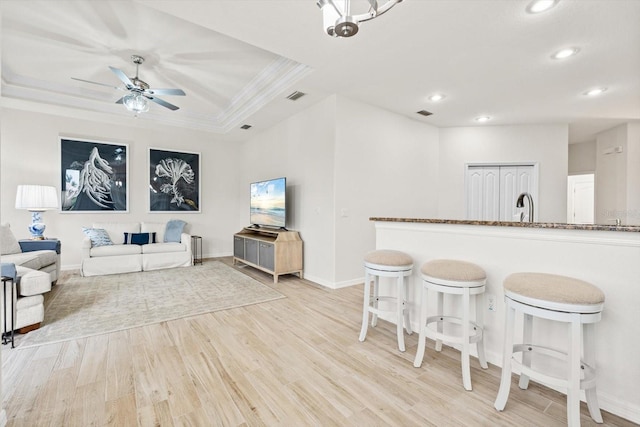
{"left": 317, "top": 0, "right": 403, "bottom": 38}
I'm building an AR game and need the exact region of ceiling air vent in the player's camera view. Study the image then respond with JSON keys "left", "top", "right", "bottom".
{"left": 416, "top": 110, "right": 433, "bottom": 117}
{"left": 240, "top": 124, "right": 252, "bottom": 130}
{"left": 286, "top": 91, "right": 306, "bottom": 101}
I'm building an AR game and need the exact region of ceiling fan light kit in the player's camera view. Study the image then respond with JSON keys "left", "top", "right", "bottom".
{"left": 123, "top": 93, "right": 150, "bottom": 114}
{"left": 317, "top": 0, "right": 403, "bottom": 38}
{"left": 73, "top": 54, "right": 185, "bottom": 115}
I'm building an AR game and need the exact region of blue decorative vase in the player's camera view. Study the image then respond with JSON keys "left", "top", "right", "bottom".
{"left": 28, "top": 211, "right": 46, "bottom": 240}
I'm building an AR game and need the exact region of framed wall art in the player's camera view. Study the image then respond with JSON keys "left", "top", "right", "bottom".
{"left": 149, "top": 148, "right": 200, "bottom": 212}
{"left": 60, "top": 138, "right": 128, "bottom": 212}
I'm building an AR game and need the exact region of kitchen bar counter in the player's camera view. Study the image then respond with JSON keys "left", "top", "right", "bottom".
{"left": 370, "top": 217, "right": 640, "bottom": 232}
{"left": 370, "top": 218, "right": 640, "bottom": 423}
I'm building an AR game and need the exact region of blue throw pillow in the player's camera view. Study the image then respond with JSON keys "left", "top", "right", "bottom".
{"left": 82, "top": 227, "right": 113, "bottom": 247}
{"left": 164, "top": 219, "right": 186, "bottom": 243}
{"left": 124, "top": 232, "right": 156, "bottom": 245}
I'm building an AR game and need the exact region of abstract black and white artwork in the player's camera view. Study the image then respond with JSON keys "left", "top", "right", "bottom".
{"left": 60, "top": 138, "right": 128, "bottom": 212}
{"left": 149, "top": 148, "right": 200, "bottom": 212}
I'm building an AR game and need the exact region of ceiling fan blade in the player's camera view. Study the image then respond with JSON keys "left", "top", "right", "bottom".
{"left": 146, "top": 95, "right": 180, "bottom": 111}
{"left": 71, "top": 77, "right": 123, "bottom": 91}
{"left": 146, "top": 88, "right": 186, "bottom": 96}
{"left": 115, "top": 97, "right": 125, "bottom": 104}
{"left": 108, "top": 66, "right": 134, "bottom": 88}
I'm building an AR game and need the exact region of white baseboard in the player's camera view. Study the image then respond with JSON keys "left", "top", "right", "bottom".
{"left": 300, "top": 273, "right": 335, "bottom": 288}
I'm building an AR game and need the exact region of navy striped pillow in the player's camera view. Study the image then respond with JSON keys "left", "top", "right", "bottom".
{"left": 123, "top": 232, "right": 156, "bottom": 245}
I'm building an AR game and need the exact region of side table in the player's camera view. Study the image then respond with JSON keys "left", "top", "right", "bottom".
{"left": 191, "top": 235, "right": 203, "bottom": 265}
{"left": 19, "top": 238, "right": 61, "bottom": 254}
{"left": 1, "top": 276, "right": 16, "bottom": 348}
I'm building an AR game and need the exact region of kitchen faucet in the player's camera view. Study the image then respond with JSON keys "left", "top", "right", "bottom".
{"left": 516, "top": 192, "right": 534, "bottom": 222}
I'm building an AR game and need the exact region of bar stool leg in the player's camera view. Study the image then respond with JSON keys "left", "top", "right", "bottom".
{"left": 435, "top": 290, "right": 444, "bottom": 352}
{"left": 461, "top": 287, "right": 472, "bottom": 390}
{"left": 413, "top": 282, "right": 428, "bottom": 367}
{"left": 396, "top": 275, "right": 406, "bottom": 352}
{"left": 402, "top": 276, "right": 413, "bottom": 336}
{"left": 519, "top": 313, "right": 533, "bottom": 389}
{"left": 359, "top": 271, "right": 372, "bottom": 342}
{"left": 567, "top": 313, "right": 581, "bottom": 427}
{"left": 475, "top": 292, "right": 488, "bottom": 369}
{"left": 583, "top": 322, "right": 603, "bottom": 423}
{"left": 371, "top": 275, "right": 379, "bottom": 327}
{"left": 495, "top": 300, "right": 516, "bottom": 411}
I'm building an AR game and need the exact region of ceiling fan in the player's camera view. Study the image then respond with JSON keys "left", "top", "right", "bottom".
{"left": 72, "top": 54, "right": 186, "bottom": 113}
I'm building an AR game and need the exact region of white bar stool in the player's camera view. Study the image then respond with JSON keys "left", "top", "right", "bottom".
{"left": 494, "top": 272, "right": 605, "bottom": 426}
{"left": 359, "top": 249, "right": 413, "bottom": 352}
{"left": 413, "top": 259, "right": 488, "bottom": 391}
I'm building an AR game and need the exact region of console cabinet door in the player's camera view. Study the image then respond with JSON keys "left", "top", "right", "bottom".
{"left": 245, "top": 239, "right": 259, "bottom": 264}
{"left": 258, "top": 242, "right": 275, "bottom": 271}
{"left": 233, "top": 236, "right": 245, "bottom": 259}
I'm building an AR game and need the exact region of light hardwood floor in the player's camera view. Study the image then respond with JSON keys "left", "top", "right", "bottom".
{"left": 2, "top": 257, "right": 635, "bottom": 426}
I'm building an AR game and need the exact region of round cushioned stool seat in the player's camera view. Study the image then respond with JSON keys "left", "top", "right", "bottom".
{"left": 421, "top": 259, "right": 486, "bottom": 284}
{"left": 364, "top": 249, "right": 413, "bottom": 270}
{"left": 360, "top": 249, "right": 413, "bottom": 352}
{"left": 504, "top": 273, "right": 604, "bottom": 312}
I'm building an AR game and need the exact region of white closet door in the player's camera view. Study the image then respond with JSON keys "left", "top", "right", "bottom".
{"left": 466, "top": 167, "right": 484, "bottom": 220}
{"left": 500, "top": 166, "right": 536, "bottom": 221}
{"left": 466, "top": 167, "right": 500, "bottom": 220}
{"left": 482, "top": 168, "right": 500, "bottom": 220}
{"left": 499, "top": 167, "right": 518, "bottom": 221}
{"left": 466, "top": 164, "right": 537, "bottom": 222}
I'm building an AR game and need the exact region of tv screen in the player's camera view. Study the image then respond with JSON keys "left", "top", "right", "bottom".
{"left": 250, "top": 177, "right": 286, "bottom": 228}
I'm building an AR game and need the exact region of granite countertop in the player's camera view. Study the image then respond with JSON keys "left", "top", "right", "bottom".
{"left": 369, "top": 217, "right": 640, "bottom": 232}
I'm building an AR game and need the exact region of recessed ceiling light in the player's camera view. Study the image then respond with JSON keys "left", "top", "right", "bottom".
{"left": 584, "top": 87, "right": 607, "bottom": 96}
{"left": 475, "top": 116, "right": 491, "bottom": 123}
{"left": 526, "top": 0, "right": 559, "bottom": 14}
{"left": 551, "top": 47, "right": 580, "bottom": 60}
{"left": 428, "top": 93, "right": 446, "bottom": 102}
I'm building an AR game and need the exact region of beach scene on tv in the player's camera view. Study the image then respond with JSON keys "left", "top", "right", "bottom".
{"left": 250, "top": 178, "right": 286, "bottom": 227}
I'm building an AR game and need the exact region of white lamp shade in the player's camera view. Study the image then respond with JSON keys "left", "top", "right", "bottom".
{"left": 15, "top": 185, "right": 59, "bottom": 211}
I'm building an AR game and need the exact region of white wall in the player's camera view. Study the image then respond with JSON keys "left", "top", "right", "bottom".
{"left": 595, "top": 124, "right": 628, "bottom": 225}
{"left": 1, "top": 108, "right": 241, "bottom": 268}
{"left": 238, "top": 96, "right": 337, "bottom": 286}
{"left": 333, "top": 97, "right": 439, "bottom": 285}
{"left": 438, "top": 125, "right": 568, "bottom": 222}
{"left": 625, "top": 122, "right": 640, "bottom": 225}
{"left": 238, "top": 95, "right": 440, "bottom": 287}
{"left": 568, "top": 140, "right": 596, "bottom": 174}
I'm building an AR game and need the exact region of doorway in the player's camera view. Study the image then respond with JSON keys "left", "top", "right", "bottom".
{"left": 567, "top": 174, "right": 595, "bottom": 224}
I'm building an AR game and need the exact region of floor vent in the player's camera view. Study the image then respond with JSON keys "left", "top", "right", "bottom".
{"left": 287, "top": 91, "right": 306, "bottom": 101}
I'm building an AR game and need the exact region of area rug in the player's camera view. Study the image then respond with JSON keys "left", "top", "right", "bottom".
{"left": 17, "top": 260, "right": 284, "bottom": 348}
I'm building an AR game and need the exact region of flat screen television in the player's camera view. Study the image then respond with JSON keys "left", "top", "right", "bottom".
{"left": 250, "top": 177, "right": 286, "bottom": 228}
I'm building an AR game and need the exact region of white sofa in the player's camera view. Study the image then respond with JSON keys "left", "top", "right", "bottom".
{"left": 81, "top": 222, "right": 192, "bottom": 277}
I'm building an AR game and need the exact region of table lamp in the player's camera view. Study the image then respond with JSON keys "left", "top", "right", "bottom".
{"left": 15, "top": 185, "right": 58, "bottom": 240}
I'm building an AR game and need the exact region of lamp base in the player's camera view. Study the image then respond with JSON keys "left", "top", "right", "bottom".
{"left": 28, "top": 211, "right": 46, "bottom": 240}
